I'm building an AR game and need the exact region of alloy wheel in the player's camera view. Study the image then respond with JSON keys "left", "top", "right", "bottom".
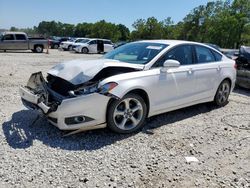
{"left": 217, "top": 81, "right": 230, "bottom": 104}
{"left": 113, "top": 98, "right": 143, "bottom": 131}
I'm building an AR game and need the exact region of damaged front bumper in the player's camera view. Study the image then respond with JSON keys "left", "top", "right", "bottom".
{"left": 19, "top": 72, "right": 110, "bottom": 131}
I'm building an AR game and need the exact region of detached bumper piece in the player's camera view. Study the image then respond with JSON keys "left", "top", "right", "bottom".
{"left": 20, "top": 87, "right": 50, "bottom": 114}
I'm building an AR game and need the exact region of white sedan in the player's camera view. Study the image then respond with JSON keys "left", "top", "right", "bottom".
{"left": 60, "top": 38, "right": 88, "bottom": 51}
{"left": 20, "top": 40, "right": 236, "bottom": 134}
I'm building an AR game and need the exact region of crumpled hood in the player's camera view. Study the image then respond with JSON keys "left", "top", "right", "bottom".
{"left": 48, "top": 59, "right": 144, "bottom": 85}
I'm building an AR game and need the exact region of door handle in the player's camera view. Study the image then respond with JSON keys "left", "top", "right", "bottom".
{"left": 217, "top": 65, "right": 221, "bottom": 71}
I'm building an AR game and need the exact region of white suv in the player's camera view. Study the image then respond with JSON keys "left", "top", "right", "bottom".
{"left": 73, "top": 39, "right": 114, "bottom": 54}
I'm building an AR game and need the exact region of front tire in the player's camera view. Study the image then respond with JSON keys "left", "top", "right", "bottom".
{"left": 82, "top": 47, "right": 89, "bottom": 54}
{"left": 107, "top": 93, "right": 147, "bottom": 133}
{"left": 53, "top": 44, "right": 59, "bottom": 49}
{"left": 68, "top": 45, "right": 73, "bottom": 51}
{"left": 214, "top": 80, "right": 231, "bottom": 106}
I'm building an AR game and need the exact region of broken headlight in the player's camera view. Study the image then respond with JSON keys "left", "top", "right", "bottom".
{"left": 98, "top": 82, "right": 118, "bottom": 94}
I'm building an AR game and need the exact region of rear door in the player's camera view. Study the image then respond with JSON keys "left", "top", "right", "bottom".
{"left": 0, "top": 34, "right": 15, "bottom": 49}
{"left": 14, "top": 34, "right": 28, "bottom": 49}
{"left": 192, "top": 45, "right": 221, "bottom": 99}
{"left": 88, "top": 40, "right": 97, "bottom": 53}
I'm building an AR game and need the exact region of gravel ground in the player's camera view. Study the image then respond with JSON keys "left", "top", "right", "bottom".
{"left": 0, "top": 50, "right": 249, "bottom": 188}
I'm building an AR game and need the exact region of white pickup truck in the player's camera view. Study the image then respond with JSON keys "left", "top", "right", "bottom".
{"left": 0, "top": 31, "right": 48, "bottom": 53}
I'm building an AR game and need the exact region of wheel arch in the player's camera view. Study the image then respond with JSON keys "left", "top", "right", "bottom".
{"left": 81, "top": 46, "right": 89, "bottom": 53}
{"left": 107, "top": 88, "right": 150, "bottom": 118}
{"left": 220, "top": 77, "right": 232, "bottom": 89}
{"left": 214, "top": 77, "right": 232, "bottom": 99}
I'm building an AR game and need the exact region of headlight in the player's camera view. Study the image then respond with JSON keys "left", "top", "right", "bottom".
{"left": 98, "top": 82, "right": 118, "bottom": 94}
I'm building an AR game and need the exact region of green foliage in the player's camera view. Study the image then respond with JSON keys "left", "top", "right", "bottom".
{"left": 130, "top": 0, "right": 249, "bottom": 48}
{"left": 34, "top": 20, "right": 129, "bottom": 42}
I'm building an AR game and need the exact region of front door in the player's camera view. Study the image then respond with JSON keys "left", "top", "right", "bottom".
{"left": 149, "top": 44, "right": 197, "bottom": 114}
{"left": 0, "top": 34, "right": 15, "bottom": 50}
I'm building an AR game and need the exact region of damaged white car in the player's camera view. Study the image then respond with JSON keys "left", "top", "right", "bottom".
{"left": 20, "top": 40, "right": 236, "bottom": 134}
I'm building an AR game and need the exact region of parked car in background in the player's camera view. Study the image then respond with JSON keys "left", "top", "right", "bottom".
{"left": 20, "top": 40, "right": 236, "bottom": 134}
{"left": 114, "top": 41, "right": 127, "bottom": 48}
{"left": 236, "top": 46, "right": 250, "bottom": 69}
{"left": 221, "top": 49, "right": 239, "bottom": 60}
{"left": 235, "top": 46, "right": 250, "bottom": 89}
{"left": 60, "top": 38, "right": 87, "bottom": 51}
{"left": 73, "top": 38, "right": 114, "bottom": 53}
{"left": 49, "top": 36, "right": 71, "bottom": 49}
{"left": 0, "top": 32, "right": 48, "bottom": 53}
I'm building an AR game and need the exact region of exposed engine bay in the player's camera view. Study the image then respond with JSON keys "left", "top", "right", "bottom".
{"left": 46, "top": 66, "right": 139, "bottom": 96}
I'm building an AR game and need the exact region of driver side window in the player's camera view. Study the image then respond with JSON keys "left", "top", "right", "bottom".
{"left": 154, "top": 45, "right": 193, "bottom": 67}
{"left": 3, "top": 34, "right": 14, "bottom": 41}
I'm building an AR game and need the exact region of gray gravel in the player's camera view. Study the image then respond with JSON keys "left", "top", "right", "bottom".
{"left": 0, "top": 50, "right": 250, "bottom": 188}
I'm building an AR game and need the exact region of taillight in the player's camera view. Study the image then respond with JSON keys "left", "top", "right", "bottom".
{"left": 234, "top": 63, "right": 237, "bottom": 69}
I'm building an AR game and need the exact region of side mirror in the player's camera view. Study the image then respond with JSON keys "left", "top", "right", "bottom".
{"left": 161, "top": 59, "right": 180, "bottom": 72}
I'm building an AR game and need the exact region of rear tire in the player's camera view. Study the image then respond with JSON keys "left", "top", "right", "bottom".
{"left": 214, "top": 80, "right": 231, "bottom": 107}
{"left": 82, "top": 47, "right": 89, "bottom": 54}
{"left": 68, "top": 45, "right": 73, "bottom": 51}
{"left": 107, "top": 93, "right": 147, "bottom": 134}
{"left": 34, "top": 45, "right": 43, "bottom": 53}
{"left": 53, "top": 44, "right": 59, "bottom": 49}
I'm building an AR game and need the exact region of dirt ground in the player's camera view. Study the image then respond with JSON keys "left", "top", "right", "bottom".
{"left": 0, "top": 49, "right": 249, "bottom": 188}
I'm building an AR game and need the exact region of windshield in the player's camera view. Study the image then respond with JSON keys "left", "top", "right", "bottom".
{"left": 104, "top": 42, "right": 167, "bottom": 64}
{"left": 0, "top": 33, "right": 3, "bottom": 40}
{"left": 75, "top": 39, "right": 89, "bottom": 43}
{"left": 78, "top": 39, "right": 90, "bottom": 43}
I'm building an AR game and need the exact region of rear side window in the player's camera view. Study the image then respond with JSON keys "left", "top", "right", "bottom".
{"left": 3, "top": 34, "right": 14, "bottom": 40}
{"left": 15, "top": 34, "right": 26, "bottom": 40}
{"left": 211, "top": 50, "right": 222, "bottom": 61}
{"left": 195, "top": 45, "right": 216, "bottom": 63}
{"left": 104, "top": 40, "right": 111, "bottom": 44}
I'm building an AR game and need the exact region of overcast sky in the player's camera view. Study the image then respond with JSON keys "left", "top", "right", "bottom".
{"left": 0, "top": 0, "right": 212, "bottom": 30}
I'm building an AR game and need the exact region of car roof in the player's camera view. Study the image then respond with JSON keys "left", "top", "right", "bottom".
{"left": 3, "top": 31, "right": 26, "bottom": 35}
{"left": 89, "top": 38, "right": 111, "bottom": 41}
{"left": 138, "top": 39, "right": 212, "bottom": 46}
{"left": 137, "top": 40, "right": 223, "bottom": 54}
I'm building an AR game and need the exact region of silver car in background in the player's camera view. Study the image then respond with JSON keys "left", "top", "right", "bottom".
{"left": 20, "top": 40, "right": 236, "bottom": 134}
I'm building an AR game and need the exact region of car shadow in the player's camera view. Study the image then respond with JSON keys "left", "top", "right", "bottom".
{"left": 0, "top": 51, "right": 32, "bottom": 53}
{"left": 2, "top": 103, "right": 216, "bottom": 151}
{"left": 233, "top": 87, "right": 250, "bottom": 96}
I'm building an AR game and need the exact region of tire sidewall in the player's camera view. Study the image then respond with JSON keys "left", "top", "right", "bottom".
{"left": 82, "top": 47, "right": 89, "bottom": 54}
{"left": 214, "top": 80, "right": 231, "bottom": 106}
{"left": 53, "top": 44, "right": 59, "bottom": 49}
{"left": 107, "top": 93, "right": 147, "bottom": 134}
{"left": 35, "top": 45, "right": 43, "bottom": 53}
